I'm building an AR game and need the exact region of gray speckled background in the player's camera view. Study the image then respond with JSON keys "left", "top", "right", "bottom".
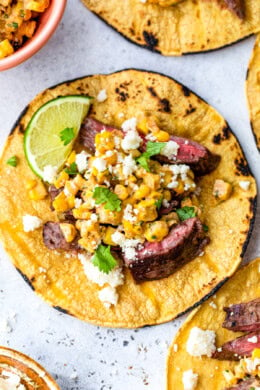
{"left": 0, "top": 1, "right": 259, "bottom": 389}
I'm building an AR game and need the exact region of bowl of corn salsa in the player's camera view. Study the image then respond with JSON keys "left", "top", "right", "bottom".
{"left": 0, "top": 0, "right": 66, "bottom": 71}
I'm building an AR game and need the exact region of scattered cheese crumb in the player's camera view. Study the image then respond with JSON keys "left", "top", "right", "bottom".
{"left": 22, "top": 215, "right": 42, "bottom": 232}
{"left": 122, "top": 155, "right": 137, "bottom": 177}
{"left": 98, "top": 286, "right": 119, "bottom": 308}
{"left": 239, "top": 181, "right": 250, "bottom": 191}
{"left": 121, "top": 117, "right": 137, "bottom": 132}
{"left": 42, "top": 165, "right": 57, "bottom": 183}
{"left": 123, "top": 204, "right": 137, "bottom": 222}
{"left": 161, "top": 140, "right": 179, "bottom": 158}
{"left": 247, "top": 335, "right": 258, "bottom": 343}
{"left": 186, "top": 327, "right": 216, "bottom": 357}
{"left": 182, "top": 370, "right": 198, "bottom": 390}
{"left": 92, "top": 157, "right": 107, "bottom": 172}
{"left": 209, "top": 301, "right": 217, "bottom": 309}
{"left": 97, "top": 89, "right": 107, "bottom": 102}
{"left": 111, "top": 231, "right": 143, "bottom": 261}
{"left": 121, "top": 130, "right": 142, "bottom": 152}
{"left": 75, "top": 151, "right": 88, "bottom": 172}
{"left": 74, "top": 198, "right": 83, "bottom": 209}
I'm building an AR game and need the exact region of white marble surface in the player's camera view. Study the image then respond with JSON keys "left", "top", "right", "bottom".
{"left": 0, "top": 1, "right": 259, "bottom": 389}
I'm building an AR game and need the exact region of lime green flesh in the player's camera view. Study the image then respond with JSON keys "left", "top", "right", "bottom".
{"left": 24, "top": 96, "right": 93, "bottom": 178}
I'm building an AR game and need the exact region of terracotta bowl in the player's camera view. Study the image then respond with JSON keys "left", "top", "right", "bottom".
{"left": 0, "top": 0, "right": 67, "bottom": 71}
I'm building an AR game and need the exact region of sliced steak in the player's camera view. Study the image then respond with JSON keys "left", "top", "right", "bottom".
{"left": 43, "top": 222, "right": 80, "bottom": 251}
{"left": 223, "top": 298, "right": 260, "bottom": 332}
{"left": 79, "top": 117, "right": 118, "bottom": 153}
{"left": 124, "top": 217, "right": 209, "bottom": 283}
{"left": 79, "top": 117, "right": 220, "bottom": 176}
{"left": 225, "top": 377, "right": 260, "bottom": 390}
{"left": 212, "top": 331, "right": 260, "bottom": 361}
{"left": 222, "top": 0, "right": 245, "bottom": 19}
{"left": 48, "top": 185, "right": 62, "bottom": 202}
{"left": 155, "top": 136, "right": 220, "bottom": 176}
{"left": 158, "top": 199, "right": 180, "bottom": 216}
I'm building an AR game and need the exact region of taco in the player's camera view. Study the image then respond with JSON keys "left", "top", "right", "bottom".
{"left": 0, "top": 346, "right": 60, "bottom": 389}
{"left": 0, "top": 69, "right": 256, "bottom": 328}
{"left": 80, "top": 0, "right": 260, "bottom": 55}
{"left": 246, "top": 34, "right": 260, "bottom": 151}
{"left": 167, "top": 258, "right": 260, "bottom": 389}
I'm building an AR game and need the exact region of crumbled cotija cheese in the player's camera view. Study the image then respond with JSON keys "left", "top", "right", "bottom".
{"left": 121, "top": 117, "right": 137, "bottom": 132}
{"left": 161, "top": 140, "right": 179, "bottom": 158}
{"left": 22, "top": 215, "right": 42, "bottom": 232}
{"left": 122, "top": 155, "right": 137, "bottom": 177}
{"left": 123, "top": 204, "right": 137, "bottom": 222}
{"left": 239, "top": 181, "right": 251, "bottom": 191}
{"left": 75, "top": 151, "right": 89, "bottom": 172}
{"left": 97, "top": 89, "right": 107, "bottom": 102}
{"left": 74, "top": 198, "right": 83, "bottom": 208}
{"left": 182, "top": 370, "right": 198, "bottom": 390}
{"left": 78, "top": 253, "right": 124, "bottom": 288}
{"left": 121, "top": 130, "right": 142, "bottom": 152}
{"left": 111, "top": 231, "right": 143, "bottom": 261}
{"left": 92, "top": 157, "right": 107, "bottom": 172}
{"left": 186, "top": 327, "right": 216, "bottom": 357}
{"left": 247, "top": 335, "right": 258, "bottom": 343}
{"left": 98, "top": 286, "right": 119, "bottom": 308}
{"left": 42, "top": 165, "right": 57, "bottom": 183}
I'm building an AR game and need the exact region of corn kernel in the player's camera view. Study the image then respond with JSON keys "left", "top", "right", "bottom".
{"left": 64, "top": 180, "right": 78, "bottom": 196}
{"left": 67, "top": 151, "right": 76, "bottom": 165}
{"left": 123, "top": 220, "right": 143, "bottom": 238}
{"left": 144, "top": 221, "right": 169, "bottom": 242}
{"left": 72, "top": 206, "right": 91, "bottom": 220}
{"left": 143, "top": 173, "right": 161, "bottom": 190}
{"left": 103, "top": 226, "right": 117, "bottom": 246}
{"left": 114, "top": 184, "right": 129, "bottom": 200}
{"left": 134, "top": 184, "right": 150, "bottom": 200}
{"left": 213, "top": 179, "right": 232, "bottom": 201}
{"left": 136, "top": 199, "right": 157, "bottom": 222}
{"left": 52, "top": 192, "right": 70, "bottom": 212}
{"left": 73, "top": 174, "right": 87, "bottom": 189}
{"left": 154, "top": 130, "right": 170, "bottom": 142}
{"left": 25, "top": 178, "right": 37, "bottom": 190}
{"left": 26, "top": 0, "right": 49, "bottom": 13}
{"left": 137, "top": 118, "right": 149, "bottom": 134}
{"left": 163, "top": 190, "right": 171, "bottom": 201}
{"left": 54, "top": 170, "right": 69, "bottom": 189}
{"left": 60, "top": 223, "right": 77, "bottom": 243}
{"left": 0, "top": 39, "right": 14, "bottom": 59}
{"left": 252, "top": 348, "right": 260, "bottom": 359}
{"left": 28, "top": 182, "right": 47, "bottom": 200}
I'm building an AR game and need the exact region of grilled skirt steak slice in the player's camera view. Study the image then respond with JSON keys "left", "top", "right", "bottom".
{"left": 79, "top": 117, "right": 220, "bottom": 176}
{"left": 212, "top": 331, "right": 260, "bottom": 361}
{"left": 225, "top": 376, "right": 260, "bottom": 389}
{"left": 223, "top": 298, "right": 260, "bottom": 332}
{"left": 43, "top": 222, "right": 80, "bottom": 251}
{"left": 124, "top": 217, "right": 209, "bottom": 283}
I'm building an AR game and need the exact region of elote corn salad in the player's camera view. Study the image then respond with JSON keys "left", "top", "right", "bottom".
{"left": 0, "top": 0, "right": 49, "bottom": 59}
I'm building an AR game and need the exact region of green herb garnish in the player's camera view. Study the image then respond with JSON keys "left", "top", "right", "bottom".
{"left": 19, "top": 9, "right": 25, "bottom": 17}
{"left": 203, "top": 224, "right": 209, "bottom": 232}
{"left": 136, "top": 141, "right": 166, "bottom": 172}
{"left": 65, "top": 162, "right": 78, "bottom": 176}
{"left": 6, "top": 156, "right": 18, "bottom": 167}
{"left": 8, "top": 22, "right": 18, "bottom": 29}
{"left": 92, "top": 244, "right": 117, "bottom": 274}
{"left": 93, "top": 187, "right": 121, "bottom": 212}
{"left": 155, "top": 198, "right": 163, "bottom": 209}
{"left": 176, "top": 206, "right": 196, "bottom": 221}
{"left": 59, "top": 127, "right": 75, "bottom": 146}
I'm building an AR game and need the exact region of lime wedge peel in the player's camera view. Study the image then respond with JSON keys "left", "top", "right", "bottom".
{"left": 24, "top": 95, "right": 93, "bottom": 180}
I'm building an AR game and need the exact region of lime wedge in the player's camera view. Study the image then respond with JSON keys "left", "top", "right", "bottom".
{"left": 24, "top": 95, "right": 93, "bottom": 179}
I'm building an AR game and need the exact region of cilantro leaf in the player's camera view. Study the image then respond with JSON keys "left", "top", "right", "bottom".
{"left": 136, "top": 141, "right": 166, "bottom": 172}
{"left": 92, "top": 245, "right": 117, "bottom": 274}
{"left": 6, "top": 156, "right": 18, "bottom": 167}
{"left": 176, "top": 206, "right": 196, "bottom": 221}
{"left": 59, "top": 127, "right": 75, "bottom": 146}
{"left": 8, "top": 22, "right": 18, "bottom": 29}
{"left": 136, "top": 154, "right": 151, "bottom": 172}
{"left": 203, "top": 224, "right": 209, "bottom": 232}
{"left": 93, "top": 187, "right": 121, "bottom": 211}
{"left": 146, "top": 141, "right": 166, "bottom": 156}
{"left": 155, "top": 198, "right": 163, "bottom": 209}
{"left": 65, "top": 162, "right": 78, "bottom": 176}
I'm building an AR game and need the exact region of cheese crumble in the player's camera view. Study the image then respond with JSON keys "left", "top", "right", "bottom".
{"left": 97, "top": 89, "right": 107, "bottom": 102}
{"left": 42, "top": 165, "right": 57, "bottom": 183}
{"left": 22, "top": 215, "right": 42, "bottom": 232}
{"left": 186, "top": 327, "right": 216, "bottom": 357}
{"left": 182, "top": 370, "right": 198, "bottom": 390}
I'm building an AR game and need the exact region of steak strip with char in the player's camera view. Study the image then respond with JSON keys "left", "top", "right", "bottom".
{"left": 123, "top": 217, "right": 209, "bottom": 283}
{"left": 43, "top": 222, "right": 80, "bottom": 251}
{"left": 223, "top": 298, "right": 260, "bottom": 332}
{"left": 225, "top": 376, "right": 260, "bottom": 389}
{"left": 79, "top": 117, "right": 220, "bottom": 176}
{"left": 212, "top": 331, "right": 260, "bottom": 361}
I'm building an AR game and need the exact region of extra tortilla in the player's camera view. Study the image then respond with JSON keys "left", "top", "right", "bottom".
{"left": 246, "top": 34, "right": 260, "bottom": 151}
{"left": 0, "top": 70, "right": 256, "bottom": 328}
{"left": 0, "top": 346, "right": 60, "bottom": 389}
{"left": 167, "top": 258, "right": 260, "bottom": 389}
{"left": 81, "top": 0, "right": 260, "bottom": 55}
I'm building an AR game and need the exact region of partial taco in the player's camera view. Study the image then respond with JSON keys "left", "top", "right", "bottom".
{"left": 0, "top": 346, "right": 60, "bottom": 389}
{"left": 167, "top": 258, "right": 260, "bottom": 389}
{"left": 81, "top": 0, "right": 260, "bottom": 55}
{"left": 246, "top": 34, "right": 260, "bottom": 151}
{"left": 0, "top": 70, "right": 256, "bottom": 328}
